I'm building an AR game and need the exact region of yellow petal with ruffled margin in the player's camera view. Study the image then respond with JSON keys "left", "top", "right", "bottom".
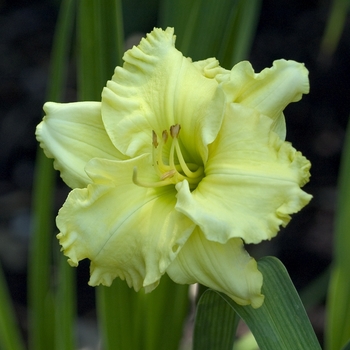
{"left": 221, "top": 59, "right": 309, "bottom": 140}
{"left": 175, "top": 103, "right": 312, "bottom": 245}
{"left": 36, "top": 102, "right": 125, "bottom": 189}
{"left": 192, "top": 57, "right": 229, "bottom": 79}
{"left": 35, "top": 28, "right": 313, "bottom": 309}
{"left": 167, "top": 227, "right": 264, "bottom": 308}
{"left": 56, "top": 154, "right": 196, "bottom": 292}
{"left": 101, "top": 27, "right": 225, "bottom": 164}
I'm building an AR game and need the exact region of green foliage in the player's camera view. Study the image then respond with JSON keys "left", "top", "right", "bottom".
{"left": 342, "top": 339, "right": 350, "bottom": 350}
{"left": 159, "top": 0, "right": 261, "bottom": 68}
{"left": 0, "top": 262, "right": 26, "bottom": 350}
{"left": 326, "top": 117, "right": 350, "bottom": 350}
{"left": 2, "top": 1, "right": 336, "bottom": 349}
{"left": 77, "top": 0, "right": 124, "bottom": 100}
{"left": 28, "top": 1, "right": 76, "bottom": 349}
{"left": 77, "top": 2, "right": 190, "bottom": 349}
{"left": 319, "top": 0, "right": 350, "bottom": 62}
{"left": 193, "top": 287, "right": 239, "bottom": 350}
{"left": 194, "top": 257, "right": 321, "bottom": 350}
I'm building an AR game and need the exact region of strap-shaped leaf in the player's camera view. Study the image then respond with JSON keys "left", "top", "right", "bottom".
{"left": 159, "top": 0, "right": 261, "bottom": 67}
{"left": 193, "top": 287, "right": 239, "bottom": 350}
{"left": 29, "top": 0, "right": 76, "bottom": 349}
{"left": 342, "top": 339, "right": 350, "bottom": 350}
{"left": 194, "top": 256, "right": 321, "bottom": 350}
{"left": 326, "top": 116, "right": 350, "bottom": 350}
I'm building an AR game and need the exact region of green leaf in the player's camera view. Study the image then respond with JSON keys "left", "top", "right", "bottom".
{"left": 0, "top": 262, "right": 26, "bottom": 350}
{"left": 96, "top": 281, "right": 138, "bottom": 350}
{"left": 326, "top": 116, "right": 350, "bottom": 350}
{"left": 219, "top": 0, "right": 261, "bottom": 67}
{"left": 96, "top": 276, "right": 189, "bottom": 350}
{"left": 342, "top": 339, "right": 350, "bottom": 350}
{"left": 55, "top": 251, "right": 76, "bottom": 350}
{"left": 159, "top": 0, "right": 261, "bottom": 67}
{"left": 139, "top": 275, "right": 190, "bottom": 350}
{"left": 193, "top": 288, "right": 239, "bottom": 350}
{"left": 194, "top": 257, "right": 321, "bottom": 350}
{"left": 77, "top": 0, "right": 124, "bottom": 100}
{"left": 29, "top": 0, "right": 76, "bottom": 349}
{"left": 319, "top": 0, "right": 350, "bottom": 63}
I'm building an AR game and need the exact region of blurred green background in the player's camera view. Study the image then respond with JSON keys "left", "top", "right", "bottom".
{"left": 0, "top": 0, "right": 349, "bottom": 348}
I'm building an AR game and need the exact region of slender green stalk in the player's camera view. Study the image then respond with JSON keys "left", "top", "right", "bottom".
{"left": 319, "top": 0, "right": 350, "bottom": 62}
{"left": 29, "top": 151, "right": 56, "bottom": 350}
{"left": 45, "top": 0, "right": 76, "bottom": 102}
{"left": 29, "top": 0, "right": 76, "bottom": 349}
{"left": 77, "top": 2, "right": 101, "bottom": 100}
{"left": 51, "top": 2, "right": 77, "bottom": 348}
{"left": 0, "top": 262, "right": 26, "bottom": 350}
{"left": 55, "top": 251, "right": 76, "bottom": 350}
{"left": 326, "top": 116, "right": 350, "bottom": 350}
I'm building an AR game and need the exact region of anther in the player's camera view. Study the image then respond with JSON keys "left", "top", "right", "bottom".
{"left": 133, "top": 124, "right": 204, "bottom": 190}
{"left": 162, "top": 130, "right": 168, "bottom": 143}
{"left": 170, "top": 124, "right": 181, "bottom": 138}
{"left": 152, "top": 130, "right": 158, "bottom": 148}
{"left": 160, "top": 169, "right": 176, "bottom": 180}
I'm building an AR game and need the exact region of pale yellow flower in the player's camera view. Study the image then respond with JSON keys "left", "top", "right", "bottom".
{"left": 36, "top": 27, "right": 311, "bottom": 308}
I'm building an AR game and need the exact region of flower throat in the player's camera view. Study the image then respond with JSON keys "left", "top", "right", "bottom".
{"left": 133, "top": 124, "right": 204, "bottom": 189}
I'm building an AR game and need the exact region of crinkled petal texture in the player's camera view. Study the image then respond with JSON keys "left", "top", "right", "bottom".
{"left": 221, "top": 59, "right": 310, "bottom": 140}
{"left": 101, "top": 27, "right": 225, "bottom": 164}
{"left": 36, "top": 102, "right": 126, "bottom": 189}
{"left": 176, "top": 103, "right": 312, "bottom": 245}
{"left": 167, "top": 228, "right": 264, "bottom": 308}
{"left": 36, "top": 27, "right": 312, "bottom": 309}
{"left": 57, "top": 155, "right": 196, "bottom": 292}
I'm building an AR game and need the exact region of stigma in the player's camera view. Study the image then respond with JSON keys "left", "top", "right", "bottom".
{"left": 133, "top": 124, "right": 204, "bottom": 189}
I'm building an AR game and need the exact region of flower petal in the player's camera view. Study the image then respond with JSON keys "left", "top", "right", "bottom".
{"left": 56, "top": 154, "right": 196, "bottom": 292}
{"left": 192, "top": 57, "right": 229, "bottom": 79}
{"left": 101, "top": 27, "right": 225, "bottom": 164}
{"left": 166, "top": 228, "right": 264, "bottom": 308}
{"left": 222, "top": 59, "right": 309, "bottom": 139}
{"left": 175, "top": 103, "right": 312, "bottom": 244}
{"left": 36, "top": 102, "right": 125, "bottom": 189}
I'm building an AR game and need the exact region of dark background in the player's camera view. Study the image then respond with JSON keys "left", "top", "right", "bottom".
{"left": 1, "top": 0, "right": 349, "bottom": 347}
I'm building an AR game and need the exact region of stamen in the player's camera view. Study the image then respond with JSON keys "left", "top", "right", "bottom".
{"left": 169, "top": 136, "right": 176, "bottom": 169}
{"left": 174, "top": 140, "right": 204, "bottom": 179}
{"left": 160, "top": 169, "right": 176, "bottom": 180}
{"left": 170, "top": 124, "right": 181, "bottom": 138}
{"left": 152, "top": 130, "right": 158, "bottom": 148}
{"left": 133, "top": 124, "right": 204, "bottom": 190}
{"left": 162, "top": 130, "right": 168, "bottom": 143}
{"left": 133, "top": 167, "right": 174, "bottom": 188}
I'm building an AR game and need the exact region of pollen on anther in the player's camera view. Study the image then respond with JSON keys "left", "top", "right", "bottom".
{"left": 170, "top": 124, "right": 181, "bottom": 138}
{"left": 162, "top": 130, "right": 168, "bottom": 143}
{"left": 152, "top": 130, "right": 158, "bottom": 148}
{"left": 160, "top": 169, "right": 176, "bottom": 180}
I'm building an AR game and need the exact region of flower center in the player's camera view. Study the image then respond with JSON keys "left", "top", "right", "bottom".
{"left": 133, "top": 124, "right": 204, "bottom": 189}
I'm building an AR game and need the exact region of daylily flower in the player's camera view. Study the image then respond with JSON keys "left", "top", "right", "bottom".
{"left": 36, "top": 27, "right": 312, "bottom": 309}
